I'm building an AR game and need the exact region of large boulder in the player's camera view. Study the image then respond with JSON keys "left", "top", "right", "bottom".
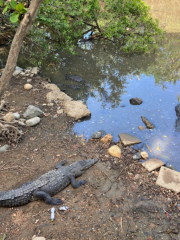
{"left": 45, "top": 83, "right": 72, "bottom": 103}
{"left": 63, "top": 100, "right": 91, "bottom": 120}
{"left": 175, "top": 103, "right": 180, "bottom": 118}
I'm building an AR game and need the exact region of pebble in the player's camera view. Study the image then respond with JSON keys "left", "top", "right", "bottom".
{"left": 18, "top": 121, "right": 26, "bottom": 127}
{"left": 140, "top": 151, "right": 149, "bottom": 160}
{"left": 12, "top": 112, "right": 20, "bottom": 119}
{"left": 3, "top": 112, "right": 15, "bottom": 122}
{"left": 24, "top": 83, "right": 33, "bottom": 90}
{"left": 133, "top": 152, "right": 141, "bottom": 160}
{"left": 32, "top": 236, "right": 46, "bottom": 240}
{"left": 92, "top": 130, "right": 106, "bottom": 139}
{"left": 27, "top": 79, "right": 32, "bottom": 83}
{"left": 0, "top": 145, "right": 9, "bottom": 153}
{"left": 26, "top": 117, "right": 40, "bottom": 127}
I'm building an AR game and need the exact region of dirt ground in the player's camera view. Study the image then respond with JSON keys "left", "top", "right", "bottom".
{"left": 0, "top": 74, "right": 180, "bottom": 240}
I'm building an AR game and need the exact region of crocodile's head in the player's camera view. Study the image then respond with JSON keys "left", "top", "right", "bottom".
{"left": 70, "top": 158, "right": 98, "bottom": 177}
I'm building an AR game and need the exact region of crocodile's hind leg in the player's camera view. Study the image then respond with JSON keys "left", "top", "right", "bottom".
{"left": 33, "top": 191, "right": 63, "bottom": 205}
{"left": 70, "top": 176, "right": 86, "bottom": 189}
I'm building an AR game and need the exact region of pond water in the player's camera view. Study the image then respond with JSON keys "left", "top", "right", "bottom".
{"left": 1, "top": 0, "right": 180, "bottom": 170}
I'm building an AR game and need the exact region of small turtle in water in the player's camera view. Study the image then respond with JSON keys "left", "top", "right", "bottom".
{"left": 92, "top": 130, "right": 106, "bottom": 139}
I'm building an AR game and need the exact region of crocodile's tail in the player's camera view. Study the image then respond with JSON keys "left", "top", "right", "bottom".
{"left": 0, "top": 189, "right": 31, "bottom": 207}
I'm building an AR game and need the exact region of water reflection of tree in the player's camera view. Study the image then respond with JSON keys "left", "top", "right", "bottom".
{"left": 144, "top": 33, "right": 180, "bottom": 86}
{"left": 1, "top": 32, "right": 180, "bottom": 107}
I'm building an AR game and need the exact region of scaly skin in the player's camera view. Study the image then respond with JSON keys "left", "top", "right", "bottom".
{"left": 0, "top": 159, "right": 98, "bottom": 207}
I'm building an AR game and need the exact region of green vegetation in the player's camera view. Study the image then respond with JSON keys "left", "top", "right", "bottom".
{"left": 0, "top": 0, "right": 164, "bottom": 57}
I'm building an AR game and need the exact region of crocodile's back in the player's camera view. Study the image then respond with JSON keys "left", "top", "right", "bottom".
{"left": 0, "top": 168, "right": 70, "bottom": 207}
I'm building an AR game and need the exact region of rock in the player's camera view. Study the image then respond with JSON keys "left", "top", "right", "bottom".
{"left": 175, "top": 118, "right": 180, "bottom": 132}
{"left": 138, "top": 126, "right": 146, "bottom": 130}
{"left": 108, "top": 145, "right": 121, "bottom": 158}
{"left": 25, "top": 69, "right": 31, "bottom": 74}
{"left": 26, "top": 117, "right": 40, "bottom": 127}
{"left": 32, "top": 236, "right": 46, "bottom": 240}
{"left": 142, "top": 158, "right": 165, "bottom": 171}
{"left": 92, "top": 130, "right": 106, "bottom": 139}
{"left": 16, "top": 66, "right": 23, "bottom": 71}
{"left": 20, "top": 72, "right": 26, "bottom": 76}
{"left": 13, "top": 70, "right": 22, "bottom": 77}
{"left": 100, "top": 133, "right": 113, "bottom": 143}
{"left": 63, "top": 100, "right": 91, "bottom": 120}
{"left": 166, "top": 165, "right": 177, "bottom": 171}
{"left": 24, "top": 83, "right": 33, "bottom": 90}
{"left": 27, "top": 79, "right": 32, "bottom": 83}
{"left": 119, "top": 133, "right": 141, "bottom": 146}
{"left": 12, "top": 113, "right": 20, "bottom": 119}
{"left": 175, "top": 103, "right": 180, "bottom": 118}
{"left": 31, "top": 67, "right": 40, "bottom": 75}
{"left": 0, "top": 145, "right": 9, "bottom": 153}
{"left": 133, "top": 152, "right": 141, "bottom": 160}
{"left": 141, "top": 116, "right": 155, "bottom": 129}
{"left": 18, "top": 121, "right": 26, "bottom": 127}
{"left": 130, "top": 97, "right": 143, "bottom": 105}
{"left": 156, "top": 166, "right": 180, "bottom": 192}
{"left": 57, "top": 109, "right": 64, "bottom": 114}
{"left": 140, "top": 151, "right": 149, "bottom": 159}
{"left": 45, "top": 83, "right": 72, "bottom": 103}
{"left": 3, "top": 112, "right": 15, "bottom": 122}
{"left": 23, "top": 105, "right": 44, "bottom": 118}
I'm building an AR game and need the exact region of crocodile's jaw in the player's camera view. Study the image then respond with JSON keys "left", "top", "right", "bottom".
{"left": 70, "top": 158, "right": 98, "bottom": 177}
{"left": 80, "top": 158, "right": 98, "bottom": 171}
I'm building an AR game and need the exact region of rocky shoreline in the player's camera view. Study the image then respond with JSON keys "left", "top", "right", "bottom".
{"left": 0, "top": 66, "right": 180, "bottom": 240}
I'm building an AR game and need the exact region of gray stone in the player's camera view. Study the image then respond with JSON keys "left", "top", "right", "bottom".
{"left": 23, "top": 105, "right": 44, "bottom": 118}
{"left": 156, "top": 166, "right": 180, "bottom": 192}
{"left": 175, "top": 118, "right": 180, "bottom": 132}
{"left": 142, "top": 158, "right": 165, "bottom": 172}
{"left": 119, "top": 133, "right": 141, "bottom": 146}
{"left": 0, "top": 145, "right": 9, "bottom": 153}
{"left": 130, "top": 97, "right": 143, "bottom": 105}
{"left": 18, "top": 121, "right": 26, "bottom": 127}
{"left": 26, "top": 117, "right": 40, "bottom": 127}
{"left": 15, "top": 66, "right": 23, "bottom": 71}
{"left": 92, "top": 130, "right": 106, "bottom": 139}
{"left": 13, "top": 70, "right": 21, "bottom": 77}
{"left": 175, "top": 103, "right": 180, "bottom": 118}
{"left": 63, "top": 100, "right": 91, "bottom": 120}
{"left": 12, "top": 113, "right": 20, "bottom": 119}
{"left": 133, "top": 152, "right": 141, "bottom": 160}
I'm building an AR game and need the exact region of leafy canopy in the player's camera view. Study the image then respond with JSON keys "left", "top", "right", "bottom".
{"left": 1, "top": 0, "right": 164, "bottom": 56}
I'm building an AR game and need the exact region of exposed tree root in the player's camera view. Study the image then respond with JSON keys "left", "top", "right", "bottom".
{"left": 0, "top": 123, "right": 23, "bottom": 144}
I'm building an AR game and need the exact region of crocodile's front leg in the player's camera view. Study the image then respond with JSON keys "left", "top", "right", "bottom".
{"left": 70, "top": 176, "right": 86, "bottom": 188}
{"left": 33, "top": 191, "right": 63, "bottom": 205}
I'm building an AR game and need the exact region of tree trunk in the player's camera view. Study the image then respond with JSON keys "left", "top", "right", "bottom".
{"left": 0, "top": 0, "right": 43, "bottom": 98}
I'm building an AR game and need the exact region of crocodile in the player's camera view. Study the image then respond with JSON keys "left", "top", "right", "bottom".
{"left": 0, "top": 158, "right": 98, "bottom": 207}
{"left": 65, "top": 74, "right": 92, "bottom": 88}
